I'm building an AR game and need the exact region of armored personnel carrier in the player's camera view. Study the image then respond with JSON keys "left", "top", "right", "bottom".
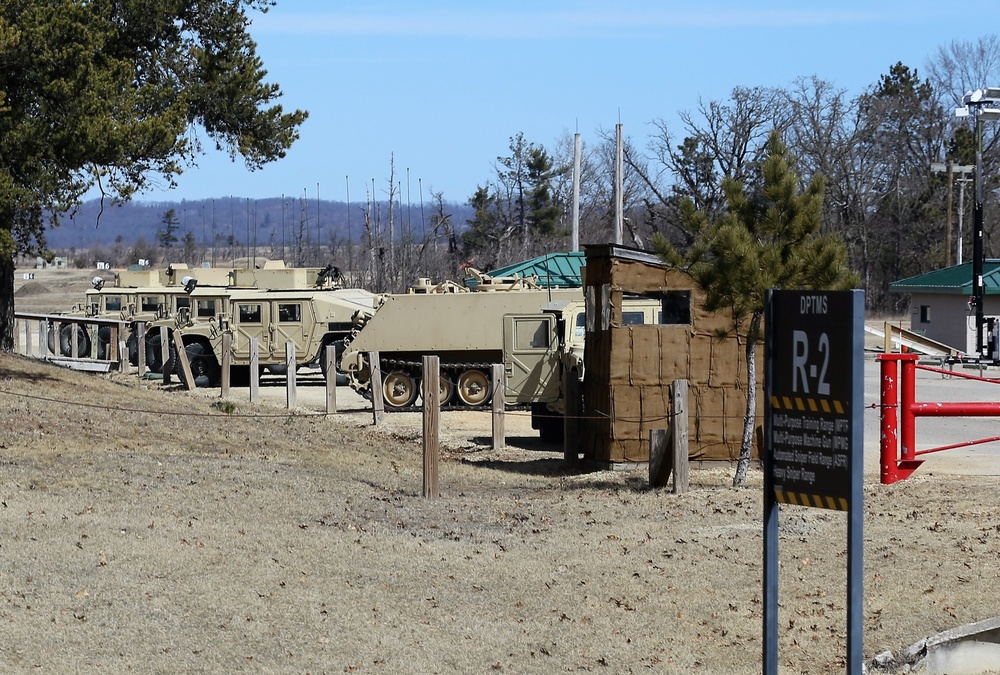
{"left": 338, "top": 269, "right": 581, "bottom": 408}
{"left": 339, "top": 268, "right": 664, "bottom": 441}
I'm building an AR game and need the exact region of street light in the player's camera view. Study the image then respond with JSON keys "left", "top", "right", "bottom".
{"left": 955, "top": 87, "right": 1000, "bottom": 358}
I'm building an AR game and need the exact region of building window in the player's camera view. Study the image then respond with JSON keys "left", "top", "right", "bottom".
{"left": 661, "top": 291, "right": 692, "bottom": 325}
{"left": 920, "top": 305, "right": 931, "bottom": 323}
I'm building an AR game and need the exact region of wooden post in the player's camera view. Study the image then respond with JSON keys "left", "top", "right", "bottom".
{"left": 422, "top": 355, "right": 440, "bottom": 498}
{"left": 137, "top": 322, "right": 147, "bottom": 377}
{"left": 116, "top": 322, "right": 127, "bottom": 372}
{"left": 119, "top": 336, "right": 128, "bottom": 371}
{"left": 369, "top": 351, "right": 385, "bottom": 426}
{"left": 248, "top": 337, "right": 259, "bottom": 403}
{"left": 671, "top": 379, "right": 689, "bottom": 494}
{"left": 285, "top": 342, "right": 297, "bottom": 409}
{"left": 70, "top": 323, "right": 79, "bottom": 359}
{"left": 170, "top": 331, "right": 195, "bottom": 391}
{"left": 325, "top": 344, "right": 337, "bottom": 415}
{"left": 160, "top": 325, "right": 171, "bottom": 384}
{"left": 38, "top": 320, "right": 47, "bottom": 358}
{"left": 221, "top": 333, "right": 232, "bottom": 399}
{"left": 491, "top": 363, "right": 505, "bottom": 450}
{"left": 22, "top": 318, "right": 31, "bottom": 357}
{"left": 649, "top": 379, "right": 690, "bottom": 492}
{"left": 563, "top": 367, "right": 582, "bottom": 464}
{"left": 54, "top": 320, "right": 63, "bottom": 357}
{"left": 88, "top": 324, "right": 98, "bottom": 359}
{"left": 109, "top": 323, "right": 117, "bottom": 361}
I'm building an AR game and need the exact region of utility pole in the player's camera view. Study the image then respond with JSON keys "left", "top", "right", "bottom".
{"left": 931, "top": 162, "right": 974, "bottom": 267}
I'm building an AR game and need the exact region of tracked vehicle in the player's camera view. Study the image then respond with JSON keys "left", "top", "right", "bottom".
{"left": 339, "top": 268, "right": 664, "bottom": 439}
{"left": 339, "top": 270, "right": 579, "bottom": 408}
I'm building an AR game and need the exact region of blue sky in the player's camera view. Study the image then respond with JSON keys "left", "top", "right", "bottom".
{"left": 128, "top": 1, "right": 997, "bottom": 206}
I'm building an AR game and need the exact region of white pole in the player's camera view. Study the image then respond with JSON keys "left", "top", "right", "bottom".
{"left": 614, "top": 123, "right": 623, "bottom": 245}
{"left": 572, "top": 133, "right": 581, "bottom": 252}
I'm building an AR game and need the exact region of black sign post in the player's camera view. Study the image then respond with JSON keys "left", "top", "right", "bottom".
{"left": 763, "top": 289, "right": 864, "bottom": 674}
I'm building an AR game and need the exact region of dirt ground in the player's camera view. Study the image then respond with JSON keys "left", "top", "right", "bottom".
{"left": 5, "top": 267, "right": 1000, "bottom": 673}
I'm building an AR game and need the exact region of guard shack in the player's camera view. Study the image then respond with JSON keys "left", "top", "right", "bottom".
{"left": 581, "top": 244, "right": 762, "bottom": 465}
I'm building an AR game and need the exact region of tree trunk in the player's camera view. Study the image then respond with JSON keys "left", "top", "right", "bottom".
{"left": 732, "top": 313, "right": 760, "bottom": 487}
{"left": 0, "top": 254, "right": 14, "bottom": 352}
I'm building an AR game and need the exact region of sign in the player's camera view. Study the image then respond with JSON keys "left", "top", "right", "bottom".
{"left": 766, "top": 291, "right": 858, "bottom": 510}
{"left": 763, "top": 288, "right": 864, "bottom": 675}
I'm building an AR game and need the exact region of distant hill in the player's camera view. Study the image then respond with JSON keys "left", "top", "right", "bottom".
{"left": 46, "top": 197, "right": 473, "bottom": 250}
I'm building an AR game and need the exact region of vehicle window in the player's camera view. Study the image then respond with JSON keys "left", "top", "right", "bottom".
{"left": 175, "top": 296, "right": 191, "bottom": 310}
{"left": 239, "top": 303, "right": 262, "bottom": 324}
{"left": 140, "top": 295, "right": 161, "bottom": 312}
{"left": 622, "top": 311, "right": 645, "bottom": 326}
{"left": 196, "top": 299, "right": 217, "bottom": 318}
{"left": 104, "top": 296, "right": 123, "bottom": 312}
{"left": 575, "top": 312, "right": 586, "bottom": 338}
{"left": 277, "top": 303, "right": 301, "bottom": 322}
{"left": 515, "top": 318, "right": 550, "bottom": 350}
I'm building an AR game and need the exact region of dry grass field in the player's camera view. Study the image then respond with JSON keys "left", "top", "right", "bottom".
{"left": 4, "top": 266, "right": 1000, "bottom": 673}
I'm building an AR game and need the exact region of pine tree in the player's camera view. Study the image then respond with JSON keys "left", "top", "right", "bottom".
{"left": 157, "top": 209, "right": 180, "bottom": 250}
{"left": 654, "top": 131, "right": 858, "bottom": 486}
{"left": 0, "top": 1, "right": 306, "bottom": 351}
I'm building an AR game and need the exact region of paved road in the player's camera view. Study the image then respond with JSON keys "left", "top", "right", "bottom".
{"left": 864, "top": 357, "right": 1000, "bottom": 477}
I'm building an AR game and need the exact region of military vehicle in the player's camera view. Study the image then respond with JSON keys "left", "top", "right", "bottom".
{"left": 339, "top": 270, "right": 664, "bottom": 439}
{"left": 160, "top": 282, "right": 378, "bottom": 387}
{"left": 140, "top": 262, "right": 346, "bottom": 373}
{"left": 49, "top": 260, "right": 343, "bottom": 370}
{"left": 46, "top": 263, "right": 233, "bottom": 360}
{"left": 339, "top": 270, "right": 577, "bottom": 408}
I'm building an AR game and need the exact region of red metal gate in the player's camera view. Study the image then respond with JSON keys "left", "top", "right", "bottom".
{"left": 879, "top": 353, "right": 1000, "bottom": 484}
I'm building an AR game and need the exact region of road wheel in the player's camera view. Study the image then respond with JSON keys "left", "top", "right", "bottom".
{"left": 125, "top": 330, "right": 139, "bottom": 366}
{"left": 176, "top": 342, "right": 220, "bottom": 388}
{"left": 96, "top": 325, "right": 112, "bottom": 360}
{"left": 145, "top": 330, "right": 167, "bottom": 372}
{"left": 383, "top": 370, "right": 418, "bottom": 408}
{"left": 51, "top": 323, "right": 90, "bottom": 357}
{"left": 438, "top": 375, "right": 454, "bottom": 405}
{"left": 456, "top": 368, "right": 490, "bottom": 406}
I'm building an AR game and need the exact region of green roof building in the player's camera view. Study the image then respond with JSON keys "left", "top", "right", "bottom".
{"left": 474, "top": 251, "right": 585, "bottom": 289}
{"left": 888, "top": 261, "right": 1000, "bottom": 354}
